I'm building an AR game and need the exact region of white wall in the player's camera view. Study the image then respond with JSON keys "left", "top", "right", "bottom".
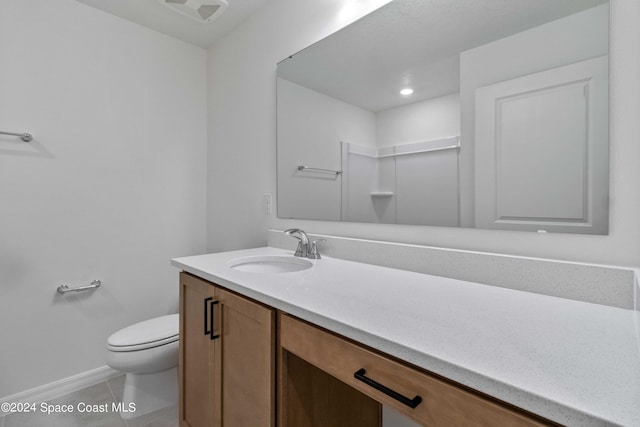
{"left": 207, "top": 0, "right": 640, "bottom": 268}
{"left": 343, "top": 152, "right": 378, "bottom": 222}
{"left": 0, "top": 0, "right": 207, "bottom": 397}
{"left": 373, "top": 156, "right": 396, "bottom": 223}
{"left": 207, "top": 0, "right": 394, "bottom": 252}
{"left": 395, "top": 149, "right": 460, "bottom": 227}
{"left": 277, "top": 78, "right": 376, "bottom": 220}
{"left": 376, "top": 94, "right": 461, "bottom": 226}
{"left": 376, "top": 94, "right": 460, "bottom": 147}
{"left": 278, "top": 80, "right": 461, "bottom": 226}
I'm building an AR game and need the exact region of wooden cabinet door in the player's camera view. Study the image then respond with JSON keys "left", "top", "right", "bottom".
{"left": 217, "top": 287, "right": 275, "bottom": 427}
{"left": 179, "top": 272, "right": 218, "bottom": 427}
{"left": 179, "top": 272, "right": 275, "bottom": 427}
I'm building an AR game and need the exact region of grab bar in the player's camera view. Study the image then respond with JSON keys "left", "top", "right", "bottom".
{"left": 297, "top": 165, "right": 343, "bottom": 175}
{"left": 57, "top": 280, "right": 101, "bottom": 295}
{"left": 0, "top": 131, "right": 33, "bottom": 142}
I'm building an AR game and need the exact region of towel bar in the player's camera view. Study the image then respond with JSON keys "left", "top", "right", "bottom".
{"left": 297, "top": 165, "right": 342, "bottom": 175}
{"left": 0, "top": 131, "right": 33, "bottom": 142}
{"left": 57, "top": 280, "right": 101, "bottom": 294}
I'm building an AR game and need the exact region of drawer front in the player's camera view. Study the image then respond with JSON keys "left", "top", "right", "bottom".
{"left": 279, "top": 314, "right": 553, "bottom": 427}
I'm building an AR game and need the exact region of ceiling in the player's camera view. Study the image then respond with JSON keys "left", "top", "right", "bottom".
{"left": 74, "top": 0, "right": 270, "bottom": 48}
{"left": 277, "top": 0, "right": 608, "bottom": 112}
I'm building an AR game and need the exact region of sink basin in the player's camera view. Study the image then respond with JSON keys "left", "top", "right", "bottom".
{"left": 228, "top": 255, "right": 312, "bottom": 273}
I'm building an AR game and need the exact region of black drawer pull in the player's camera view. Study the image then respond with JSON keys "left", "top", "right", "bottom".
{"left": 354, "top": 368, "right": 422, "bottom": 409}
{"left": 209, "top": 300, "right": 220, "bottom": 340}
{"left": 203, "top": 297, "right": 212, "bottom": 335}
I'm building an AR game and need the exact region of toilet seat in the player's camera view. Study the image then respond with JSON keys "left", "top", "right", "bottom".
{"left": 107, "top": 314, "right": 178, "bottom": 352}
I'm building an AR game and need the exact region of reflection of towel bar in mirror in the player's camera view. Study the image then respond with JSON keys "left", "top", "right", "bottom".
{"left": 0, "top": 130, "right": 33, "bottom": 142}
{"left": 297, "top": 165, "right": 343, "bottom": 175}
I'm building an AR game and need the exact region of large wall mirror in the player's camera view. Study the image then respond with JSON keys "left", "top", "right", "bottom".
{"left": 277, "top": 0, "right": 609, "bottom": 234}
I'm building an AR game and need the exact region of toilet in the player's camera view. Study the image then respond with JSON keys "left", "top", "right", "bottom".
{"left": 106, "top": 314, "right": 179, "bottom": 420}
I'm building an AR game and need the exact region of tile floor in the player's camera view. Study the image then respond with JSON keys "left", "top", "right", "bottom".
{"left": 1, "top": 376, "right": 178, "bottom": 427}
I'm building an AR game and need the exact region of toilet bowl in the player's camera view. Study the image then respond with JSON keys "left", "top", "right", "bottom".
{"left": 106, "top": 314, "right": 179, "bottom": 420}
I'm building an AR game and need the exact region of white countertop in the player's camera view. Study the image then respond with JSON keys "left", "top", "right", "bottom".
{"left": 172, "top": 247, "right": 640, "bottom": 426}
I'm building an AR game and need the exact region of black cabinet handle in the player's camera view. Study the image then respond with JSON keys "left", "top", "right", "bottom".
{"left": 354, "top": 368, "right": 422, "bottom": 409}
{"left": 209, "top": 300, "right": 220, "bottom": 340}
{"left": 203, "top": 297, "right": 212, "bottom": 335}
{"left": 203, "top": 297, "right": 220, "bottom": 340}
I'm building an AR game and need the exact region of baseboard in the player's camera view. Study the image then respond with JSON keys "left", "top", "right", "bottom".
{"left": 0, "top": 366, "right": 121, "bottom": 412}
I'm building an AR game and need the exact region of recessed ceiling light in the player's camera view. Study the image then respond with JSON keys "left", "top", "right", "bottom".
{"left": 400, "top": 88, "right": 414, "bottom": 96}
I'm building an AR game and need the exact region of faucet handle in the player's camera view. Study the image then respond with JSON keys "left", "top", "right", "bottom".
{"left": 308, "top": 239, "right": 326, "bottom": 259}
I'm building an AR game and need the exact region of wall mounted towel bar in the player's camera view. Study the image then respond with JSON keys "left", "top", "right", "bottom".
{"left": 0, "top": 131, "right": 33, "bottom": 142}
{"left": 297, "top": 165, "right": 343, "bottom": 175}
{"left": 57, "top": 280, "right": 101, "bottom": 295}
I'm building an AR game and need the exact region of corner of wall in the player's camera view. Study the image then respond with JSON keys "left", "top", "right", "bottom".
{"left": 635, "top": 270, "right": 640, "bottom": 312}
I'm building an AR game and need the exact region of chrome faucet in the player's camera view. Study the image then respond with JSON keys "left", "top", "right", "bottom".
{"left": 284, "top": 228, "right": 309, "bottom": 257}
{"left": 284, "top": 229, "right": 326, "bottom": 259}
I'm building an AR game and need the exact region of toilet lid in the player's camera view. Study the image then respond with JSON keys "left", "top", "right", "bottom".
{"left": 107, "top": 314, "right": 179, "bottom": 351}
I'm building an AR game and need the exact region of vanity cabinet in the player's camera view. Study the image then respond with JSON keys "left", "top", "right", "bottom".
{"left": 179, "top": 272, "right": 555, "bottom": 427}
{"left": 279, "top": 313, "right": 555, "bottom": 427}
{"left": 178, "top": 272, "right": 275, "bottom": 427}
